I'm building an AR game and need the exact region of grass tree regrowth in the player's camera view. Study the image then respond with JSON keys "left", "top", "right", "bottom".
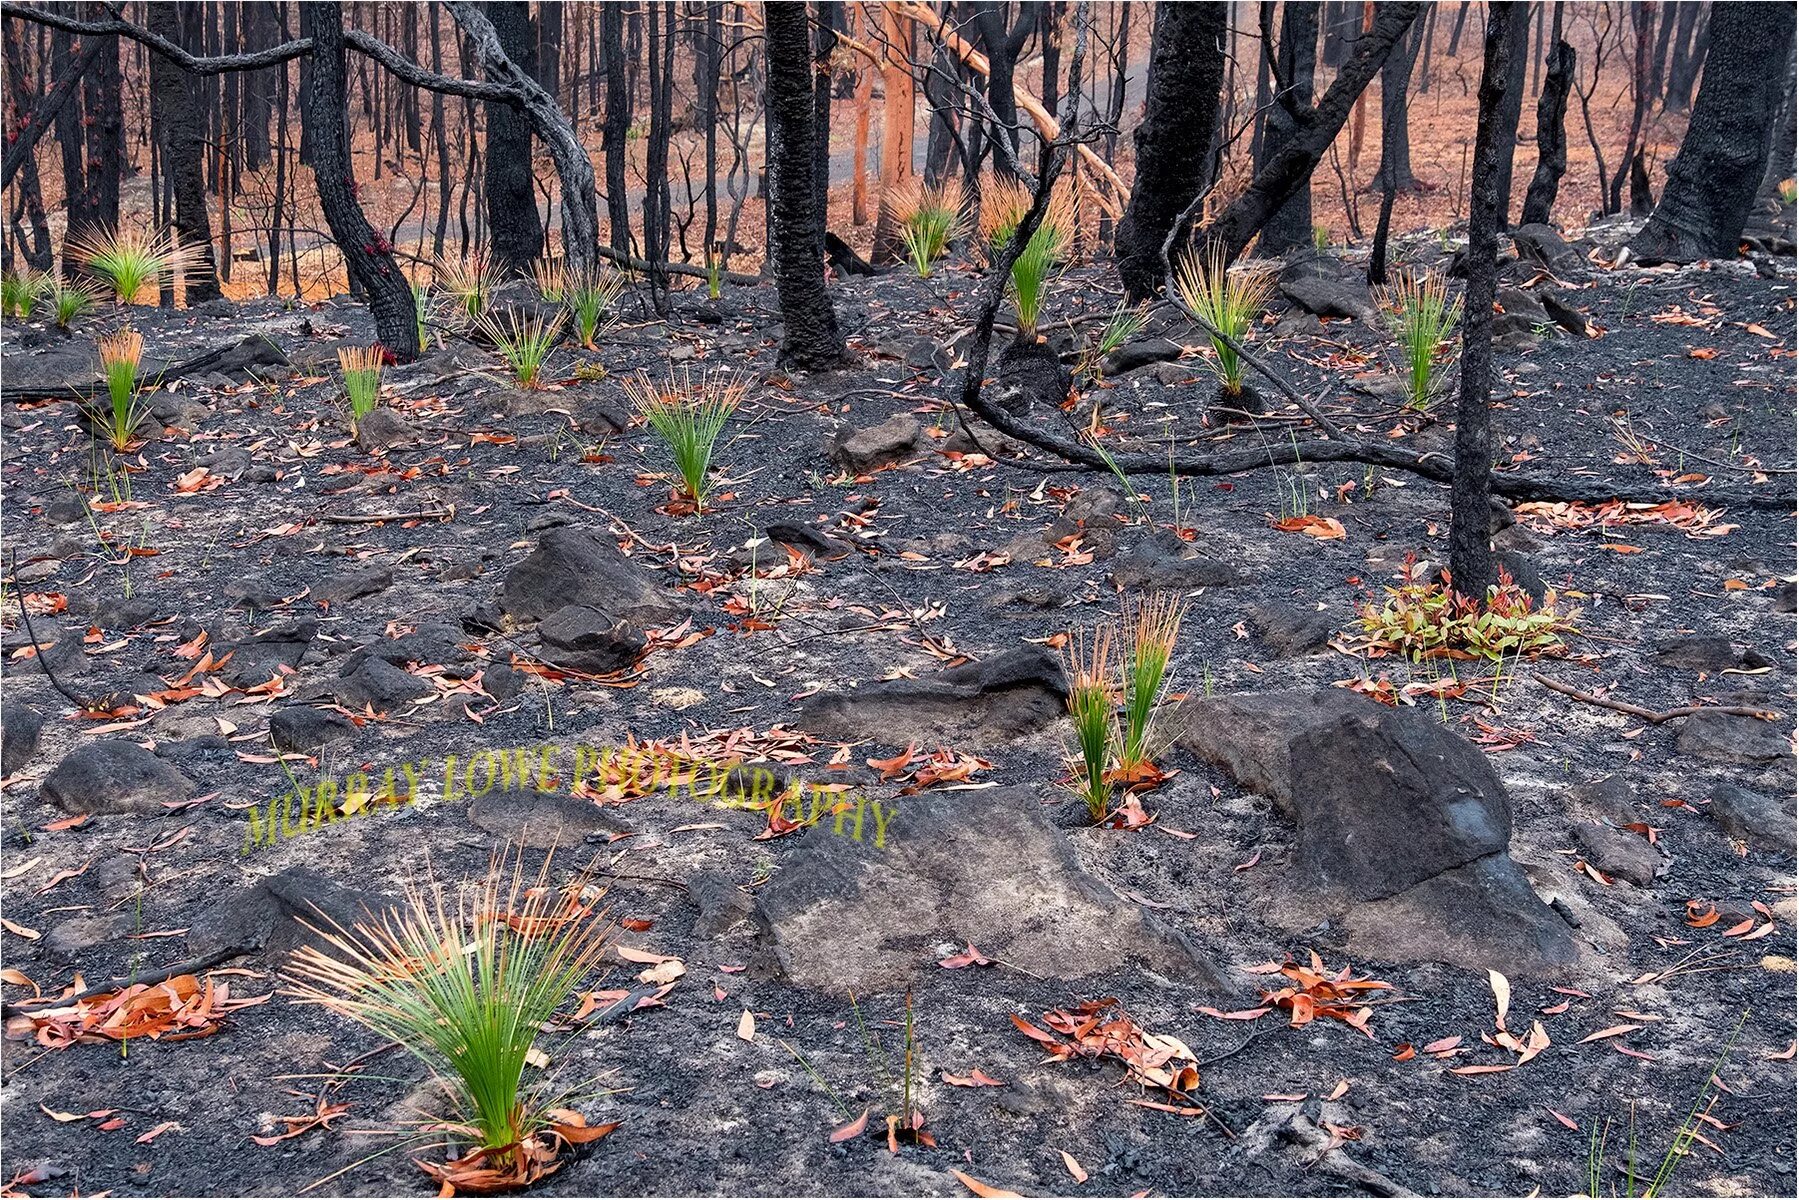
{"left": 626, "top": 367, "right": 744, "bottom": 513}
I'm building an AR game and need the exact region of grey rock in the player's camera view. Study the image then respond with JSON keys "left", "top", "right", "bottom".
{"left": 1510, "top": 223, "right": 1586, "bottom": 276}
{"left": 1111, "top": 530, "right": 1245, "bottom": 590}
{"left": 189, "top": 867, "right": 401, "bottom": 961}
{"left": 796, "top": 645, "right": 1067, "bottom": 749}
{"left": 269, "top": 706, "right": 354, "bottom": 753}
{"left": 499, "top": 526, "right": 684, "bottom": 625}
{"left": 1278, "top": 253, "right": 1377, "bottom": 323}
{"left": 753, "top": 786, "right": 1223, "bottom": 993}
{"left": 199, "top": 447, "right": 254, "bottom": 479}
{"left": 1099, "top": 337, "right": 1184, "bottom": 378}
{"left": 1653, "top": 636, "right": 1775, "bottom": 674}
{"left": 40, "top": 739, "right": 194, "bottom": 815}
{"left": 355, "top": 407, "right": 418, "bottom": 453}
{"left": 690, "top": 869, "right": 754, "bottom": 939}
{"left": 3, "top": 701, "right": 44, "bottom": 775}
{"left": 1572, "top": 821, "right": 1663, "bottom": 886}
{"left": 1248, "top": 602, "right": 1337, "bottom": 657}
{"left": 1538, "top": 289, "right": 1590, "bottom": 336}
{"left": 483, "top": 664, "right": 526, "bottom": 703}
{"left": 831, "top": 414, "right": 922, "bottom": 472}
{"left": 1342, "top": 855, "right": 1579, "bottom": 977}
{"left": 1497, "top": 286, "right": 1550, "bottom": 324}
{"left": 221, "top": 620, "right": 316, "bottom": 689}
{"left": 1064, "top": 484, "right": 1125, "bottom": 524}
{"left": 467, "top": 786, "right": 626, "bottom": 849}
{"left": 43, "top": 914, "right": 136, "bottom": 960}
{"left": 332, "top": 657, "right": 431, "bottom": 712}
{"left": 538, "top": 604, "right": 645, "bottom": 674}
{"left": 1709, "top": 784, "right": 1796, "bottom": 855}
{"left": 1677, "top": 710, "right": 1790, "bottom": 766}
{"left": 1494, "top": 549, "right": 1548, "bottom": 604}
{"left": 314, "top": 565, "right": 394, "bottom": 607}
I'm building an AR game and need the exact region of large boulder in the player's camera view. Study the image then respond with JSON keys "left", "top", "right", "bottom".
{"left": 1277, "top": 253, "right": 1378, "bottom": 323}
{"left": 2, "top": 701, "right": 43, "bottom": 775}
{"left": 1181, "top": 690, "right": 1578, "bottom": 976}
{"left": 754, "top": 786, "right": 1222, "bottom": 993}
{"left": 40, "top": 739, "right": 194, "bottom": 816}
{"left": 499, "top": 525, "right": 685, "bottom": 626}
{"left": 830, "top": 414, "right": 922, "bottom": 472}
{"left": 795, "top": 645, "right": 1067, "bottom": 749}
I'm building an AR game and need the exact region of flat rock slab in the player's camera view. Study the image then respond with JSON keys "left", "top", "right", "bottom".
{"left": 795, "top": 645, "right": 1067, "bottom": 749}
{"left": 1677, "top": 710, "right": 1790, "bottom": 766}
{"left": 1710, "top": 784, "right": 1796, "bottom": 855}
{"left": 1182, "top": 689, "right": 1578, "bottom": 976}
{"left": 500, "top": 525, "right": 685, "bottom": 626}
{"left": 753, "top": 786, "right": 1221, "bottom": 994}
{"left": 467, "top": 787, "right": 628, "bottom": 849}
{"left": 189, "top": 867, "right": 401, "bottom": 961}
{"left": 40, "top": 739, "right": 194, "bottom": 816}
{"left": 2, "top": 701, "right": 43, "bottom": 775}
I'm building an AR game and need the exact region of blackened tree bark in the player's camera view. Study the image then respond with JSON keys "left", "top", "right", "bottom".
{"left": 1256, "top": 0, "right": 1319, "bottom": 255}
{"left": 1606, "top": 2, "right": 1653, "bottom": 216}
{"left": 1663, "top": 1, "right": 1705, "bottom": 110}
{"left": 145, "top": 4, "right": 222, "bottom": 303}
{"left": 970, "top": 1, "right": 1033, "bottom": 175}
{"left": 1490, "top": 2, "right": 1529, "bottom": 229}
{"left": 1757, "top": 44, "right": 1797, "bottom": 200}
{"left": 483, "top": 1, "right": 542, "bottom": 275}
{"left": 1, "top": 29, "right": 98, "bottom": 193}
{"left": 1115, "top": 2, "right": 1228, "bottom": 301}
{"left": 1198, "top": 3, "right": 1421, "bottom": 267}
{"left": 81, "top": 1, "right": 122, "bottom": 230}
{"left": 813, "top": 0, "right": 838, "bottom": 234}
{"left": 1630, "top": 2, "right": 1796, "bottom": 263}
{"left": 537, "top": 0, "right": 561, "bottom": 102}
{"left": 239, "top": 1, "right": 275, "bottom": 170}
{"left": 51, "top": 28, "right": 92, "bottom": 242}
{"left": 601, "top": 1, "right": 632, "bottom": 254}
{"left": 1450, "top": 3, "right": 1525, "bottom": 602}
{"left": 1372, "top": 12, "right": 1421, "bottom": 194}
{"left": 764, "top": 0, "right": 844, "bottom": 369}
{"left": 643, "top": 0, "right": 674, "bottom": 311}
{"left": 1520, "top": 10, "right": 1574, "bottom": 228}
{"left": 298, "top": 1, "right": 418, "bottom": 357}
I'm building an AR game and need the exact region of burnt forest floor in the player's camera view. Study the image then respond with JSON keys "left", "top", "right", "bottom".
{"left": 1, "top": 223, "right": 1795, "bottom": 1198}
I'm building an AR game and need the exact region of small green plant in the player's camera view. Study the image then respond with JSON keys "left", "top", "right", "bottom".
{"left": 410, "top": 279, "right": 432, "bottom": 350}
{"left": 1312, "top": 223, "right": 1331, "bottom": 251}
{"left": 782, "top": 991, "right": 928, "bottom": 1149}
{"left": 1381, "top": 269, "right": 1463, "bottom": 410}
{"left": 69, "top": 226, "right": 184, "bottom": 304}
{"left": 285, "top": 852, "right": 617, "bottom": 1188}
{"left": 886, "top": 176, "right": 967, "bottom": 278}
{"left": 1357, "top": 558, "right": 1578, "bottom": 664}
{"left": 704, "top": 249, "right": 724, "bottom": 300}
{"left": 625, "top": 367, "right": 744, "bottom": 511}
{"left": 477, "top": 307, "right": 565, "bottom": 389}
{"left": 48, "top": 278, "right": 96, "bottom": 329}
{"left": 90, "top": 328, "right": 147, "bottom": 451}
{"left": 436, "top": 252, "right": 500, "bottom": 322}
{"left": 2, "top": 269, "right": 48, "bottom": 318}
{"left": 981, "top": 173, "right": 1075, "bottom": 338}
{"left": 1118, "top": 593, "right": 1187, "bottom": 777}
{"left": 565, "top": 269, "right": 626, "bottom": 350}
{"left": 1778, "top": 178, "right": 1797, "bottom": 206}
{"left": 337, "top": 345, "right": 385, "bottom": 430}
{"left": 531, "top": 258, "right": 567, "bottom": 304}
{"left": 1080, "top": 301, "right": 1149, "bottom": 381}
{"left": 1062, "top": 622, "right": 1119, "bottom": 822}
{"left": 1173, "top": 244, "right": 1275, "bottom": 400}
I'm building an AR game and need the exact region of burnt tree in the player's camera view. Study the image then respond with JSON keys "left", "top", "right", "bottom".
{"left": 1629, "top": 2, "right": 1797, "bottom": 264}
{"left": 1520, "top": 7, "right": 1574, "bottom": 228}
{"left": 483, "top": 1, "right": 543, "bottom": 275}
{"left": 1114, "top": 2, "right": 1228, "bottom": 301}
{"left": 764, "top": 0, "right": 844, "bottom": 369}
{"left": 1256, "top": 0, "right": 1320, "bottom": 255}
{"left": 1449, "top": 2, "right": 1526, "bottom": 601}
{"left": 1489, "top": 1, "right": 1529, "bottom": 229}
{"left": 145, "top": 3, "right": 221, "bottom": 303}
{"left": 1372, "top": 9, "right": 1422, "bottom": 194}
{"left": 601, "top": 1, "right": 632, "bottom": 254}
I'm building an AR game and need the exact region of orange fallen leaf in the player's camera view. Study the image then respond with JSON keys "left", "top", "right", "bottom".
{"left": 1578, "top": 1024, "right": 1642, "bottom": 1045}
{"left": 951, "top": 1168, "right": 1021, "bottom": 1198}
{"left": 1059, "top": 1150, "right": 1088, "bottom": 1184}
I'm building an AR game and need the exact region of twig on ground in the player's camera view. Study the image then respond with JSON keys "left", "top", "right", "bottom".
{"left": 1531, "top": 671, "right": 1783, "bottom": 724}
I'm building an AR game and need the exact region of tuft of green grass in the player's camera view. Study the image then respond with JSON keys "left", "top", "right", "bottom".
{"left": 91, "top": 328, "right": 147, "bottom": 451}
{"left": 1118, "top": 593, "right": 1187, "bottom": 775}
{"left": 410, "top": 279, "right": 432, "bottom": 351}
{"left": 477, "top": 307, "right": 565, "bottom": 389}
{"left": 2, "top": 269, "right": 49, "bottom": 319}
{"left": 48, "top": 278, "right": 96, "bottom": 329}
{"left": 436, "top": 252, "right": 500, "bottom": 323}
{"left": 285, "top": 851, "right": 615, "bottom": 1176}
{"left": 1381, "top": 269, "right": 1463, "bottom": 410}
{"left": 68, "top": 226, "right": 185, "bottom": 304}
{"left": 532, "top": 258, "right": 567, "bottom": 304}
{"left": 1313, "top": 224, "right": 1331, "bottom": 251}
{"left": 625, "top": 367, "right": 744, "bottom": 512}
{"left": 1173, "top": 244, "right": 1275, "bottom": 398}
{"left": 886, "top": 177, "right": 967, "bottom": 278}
{"left": 337, "top": 345, "right": 385, "bottom": 430}
{"left": 980, "top": 174, "right": 1076, "bottom": 338}
{"left": 565, "top": 269, "right": 626, "bottom": 350}
{"left": 1062, "top": 623, "right": 1119, "bottom": 822}
{"left": 1081, "top": 301, "right": 1149, "bottom": 380}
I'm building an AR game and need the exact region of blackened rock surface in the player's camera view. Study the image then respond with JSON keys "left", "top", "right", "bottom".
{"left": 796, "top": 646, "right": 1067, "bottom": 749}
{"left": 1343, "top": 856, "right": 1579, "bottom": 975}
{"left": 1278, "top": 253, "right": 1377, "bottom": 322}
{"left": 332, "top": 657, "right": 432, "bottom": 712}
{"left": 269, "top": 706, "right": 355, "bottom": 753}
{"left": 830, "top": 414, "right": 922, "bottom": 472}
{"left": 466, "top": 786, "right": 627, "bottom": 849}
{"left": 499, "top": 526, "right": 685, "bottom": 625}
{"left": 1571, "top": 821, "right": 1663, "bottom": 886}
{"left": 40, "top": 739, "right": 194, "bottom": 815}
{"left": 1247, "top": 603, "right": 1336, "bottom": 657}
{"left": 537, "top": 604, "right": 645, "bottom": 674}
{"left": 189, "top": 867, "right": 401, "bottom": 961}
{"left": 1677, "top": 710, "right": 1790, "bottom": 765}
{"left": 992, "top": 337, "right": 1073, "bottom": 415}
{"left": 1709, "top": 783, "right": 1796, "bottom": 855}
{"left": 2, "top": 701, "right": 43, "bottom": 775}
{"left": 1110, "top": 529, "right": 1246, "bottom": 590}
{"left": 753, "top": 786, "right": 1222, "bottom": 993}
{"left": 314, "top": 565, "right": 394, "bottom": 606}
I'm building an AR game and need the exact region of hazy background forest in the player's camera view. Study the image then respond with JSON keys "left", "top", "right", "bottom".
{"left": 1, "top": 1, "right": 1725, "bottom": 300}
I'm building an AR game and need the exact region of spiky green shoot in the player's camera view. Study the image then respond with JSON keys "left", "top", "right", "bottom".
{"left": 69, "top": 226, "right": 184, "bottom": 304}
{"left": 1084, "top": 301, "right": 1150, "bottom": 379}
{"left": 624, "top": 367, "right": 744, "bottom": 512}
{"left": 1174, "top": 244, "right": 1276, "bottom": 397}
{"left": 983, "top": 177, "right": 1077, "bottom": 338}
{"left": 337, "top": 345, "right": 385, "bottom": 429}
{"left": 478, "top": 307, "right": 565, "bottom": 389}
{"left": 704, "top": 251, "right": 724, "bottom": 301}
{"left": 1119, "top": 593, "right": 1187, "bottom": 774}
{"left": 93, "top": 328, "right": 146, "bottom": 451}
{"left": 1062, "top": 624, "right": 1119, "bottom": 823}
{"left": 284, "top": 851, "right": 614, "bottom": 1165}
{"left": 1381, "top": 269, "right": 1463, "bottom": 411}
{"left": 565, "top": 270, "right": 627, "bottom": 350}
{"left": 436, "top": 252, "right": 500, "bottom": 323}
{"left": 49, "top": 278, "right": 96, "bottom": 329}
{"left": 886, "top": 177, "right": 967, "bottom": 278}
{"left": 410, "top": 280, "right": 432, "bottom": 350}
{"left": 532, "top": 258, "right": 568, "bottom": 303}
{"left": 2, "top": 269, "right": 48, "bottom": 319}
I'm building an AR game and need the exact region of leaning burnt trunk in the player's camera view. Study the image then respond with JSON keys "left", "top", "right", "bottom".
{"left": 298, "top": 2, "right": 418, "bottom": 358}
{"left": 482, "top": 1, "right": 543, "bottom": 276}
{"left": 1114, "top": 2, "right": 1228, "bottom": 301}
{"left": 1520, "top": 30, "right": 1575, "bottom": 228}
{"left": 145, "top": 4, "right": 222, "bottom": 304}
{"left": 1628, "top": 2, "right": 1798, "bottom": 264}
{"left": 764, "top": 0, "right": 845, "bottom": 369}
{"left": 1449, "top": 2, "right": 1525, "bottom": 602}
{"left": 1372, "top": 13, "right": 1421, "bottom": 194}
{"left": 1256, "top": 0, "right": 1321, "bottom": 256}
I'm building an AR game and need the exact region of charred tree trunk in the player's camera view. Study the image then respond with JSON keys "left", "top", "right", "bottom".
{"left": 52, "top": 28, "right": 92, "bottom": 243}
{"left": 145, "top": 4, "right": 221, "bottom": 303}
{"left": 1664, "top": 1, "right": 1704, "bottom": 111}
{"left": 813, "top": 0, "right": 838, "bottom": 233}
{"left": 81, "top": 1, "right": 122, "bottom": 231}
{"left": 1256, "top": 0, "right": 1320, "bottom": 256}
{"left": 601, "top": 1, "right": 632, "bottom": 255}
{"left": 1450, "top": 2, "right": 1526, "bottom": 601}
{"left": 1520, "top": 16, "right": 1573, "bottom": 228}
{"left": 643, "top": 0, "right": 674, "bottom": 310}
{"left": 970, "top": 2, "right": 1033, "bottom": 175}
{"left": 483, "top": 1, "right": 543, "bottom": 275}
{"left": 1629, "top": 2, "right": 1797, "bottom": 263}
{"left": 239, "top": 1, "right": 275, "bottom": 170}
{"left": 298, "top": 1, "right": 418, "bottom": 358}
{"left": 1115, "top": 2, "right": 1228, "bottom": 301}
{"left": 1373, "top": 14, "right": 1422, "bottom": 194}
{"left": 1490, "top": 1, "right": 1530, "bottom": 229}
{"left": 1198, "top": 3, "right": 1422, "bottom": 267}
{"left": 1757, "top": 45, "right": 1797, "bottom": 200}
{"left": 764, "top": 0, "right": 844, "bottom": 369}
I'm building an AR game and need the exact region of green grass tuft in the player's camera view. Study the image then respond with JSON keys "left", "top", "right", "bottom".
{"left": 1174, "top": 244, "right": 1275, "bottom": 397}
{"left": 625, "top": 367, "right": 744, "bottom": 512}
{"left": 1381, "top": 269, "right": 1463, "bottom": 411}
{"left": 478, "top": 307, "right": 566, "bottom": 389}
